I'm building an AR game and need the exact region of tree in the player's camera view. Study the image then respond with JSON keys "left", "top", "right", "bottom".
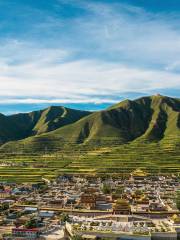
{"left": 38, "top": 184, "right": 48, "bottom": 193}
{"left": 134, "top": 189, "right": 143, "bottom": 196}
{"left": 115, "top": 186, "right": 124, "bottom": 195}
{"left": 60, "top": 213, "right": 70, "bottom": 223}
{"left": 96, "top": 237, "right": 110, "bottom": 240}
{"left": 102, "top": 184, "right": 111, "bottom": 194}
{"left": 71, "top": 235, "right": 82, "bottom": 240}
{"left": 100, "top": 174, "right": 109, "bottom": 181}
{"left": 176, "top": 191, "right": 180, "bottom": 210}
{"left": 1, "top": 202, "right": 9, "bottom": 211}
{"left": 25, "top": 218, "right": 37, "bottom": 229}
{"left": 0, "top": 185, "right": 5, "bottom": 191}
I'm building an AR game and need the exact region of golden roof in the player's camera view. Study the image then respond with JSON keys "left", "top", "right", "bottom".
{"left": 132, "top": 169, "right": 148, "bottom": 177}
{"left": 113, "top": 199, "right": 130, "bottom": 210}
{"left": 172, "top": 214, "right": 180, "bottom": 222}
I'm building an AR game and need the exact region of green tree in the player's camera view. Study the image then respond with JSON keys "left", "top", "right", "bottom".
{"left": 176, "top": 191, "right": 180, "bottom": 210}
{"left": 38, "top": 184, "right": 48, "bottom": 193}
{"left": 135, "top": 189, "right": 143, "bottom": 196}
{"left": 60, "top": 213, "right": 70, "bottom": 223}
{"left": 102, "top": 184, "right": 111, "bottom": 194}
{"left": 1, "top": 202, "right": 9, "bottom": 211}
{"left": 71, "top": 235, "right": 82, "bottom": 240}
{"left": 25, "top": 218, "right": 37, "bottom": 229}
{"left": 115, "top": 186, "right": 124, "bottom": 195}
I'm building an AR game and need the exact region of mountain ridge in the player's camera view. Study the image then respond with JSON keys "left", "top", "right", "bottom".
{"left": 0, "top": 106, "right": 91, "bottom": 144}
{"left": 0, "top": 95, "right": 179, "bottom": 153}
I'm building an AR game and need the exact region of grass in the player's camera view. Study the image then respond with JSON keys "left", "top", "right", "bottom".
{"left": 0, "top": 135, "right": 179, "bottom": 183}
{"left": 0, "top": 95, "right": 179, "bottom": 183}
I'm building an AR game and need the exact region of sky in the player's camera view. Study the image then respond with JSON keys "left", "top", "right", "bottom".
{"left": 0, "top": 0, "right": 180, "bottom": 114}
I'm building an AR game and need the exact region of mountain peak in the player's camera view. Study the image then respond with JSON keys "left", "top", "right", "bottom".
{"left": 0, "top": 106, "right": 91, "bottom": 144}
{"left": 0, "top": 95, "right": 179, "bottom": 152}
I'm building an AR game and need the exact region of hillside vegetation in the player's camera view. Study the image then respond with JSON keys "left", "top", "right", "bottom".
{"left": 2, "top": 95, "right": 179, "bottom": 152}
{"left": 0, "top": 106, "right": 91, "bottom": 143}
{"left": 0, "top": 95, "right": 179, "bottom": 183}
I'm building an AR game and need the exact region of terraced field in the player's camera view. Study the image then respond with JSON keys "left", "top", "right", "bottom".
{"left": 0, "top": 135, "right": 179, "bottom": 183}
{"left": 0, "top": 95, "right": 179, "bottom": 183}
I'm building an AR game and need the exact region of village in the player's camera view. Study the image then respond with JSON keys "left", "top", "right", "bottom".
{"left": 0, "top": 169, "right": 179, "bottom": 240}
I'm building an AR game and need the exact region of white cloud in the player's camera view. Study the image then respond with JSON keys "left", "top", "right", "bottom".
{"left": 79, "top": 3, "right": 180, "bottom": 68}
{"left": 165, "top": 61, "right": 180, "bottom": 72}
{"left": 0, "top": 98, "right": 118, "bottom": 104}
{"left": 0, "top": 53, "right": 179, "bottom": 103}
{"left": 0, "top": 1, "right": 180, "bottom": 104}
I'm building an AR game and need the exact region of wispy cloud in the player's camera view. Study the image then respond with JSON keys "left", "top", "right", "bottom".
{"left": 0, "top": 57, "right": 179, "bottom": 101}
{"left": 0, "top": 0, "right": 179, "bottom": 106}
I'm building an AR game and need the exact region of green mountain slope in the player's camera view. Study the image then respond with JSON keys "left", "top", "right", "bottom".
{"left": 2, "top": 95, "right": 179, "bottom": 153}
{"left": 134, "top": 95, "right": 180, "bottom": 148}
{"left": 0, "top": 106, "right": 91, "bottom": 144}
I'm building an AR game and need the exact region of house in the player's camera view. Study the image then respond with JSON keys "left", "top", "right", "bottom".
{"left": 24, "top": 207, "right": 38, "bottom": 213}
{"left": 12, "top": 228, "right": 40, "bottom": 239}
{"left": 39, "top": 210, "right": 54, "bottom": 218}
{"left": 0, "top": 191, "right": 11, "bottom": 199}
{"left": 149, "top": 201, "right": 167, "bottom": 211}
{"left": 131, "top": 169, "right": 148, "bottom": 181}
{"left": 113, "top": 199, "right": 131, "bottom": 214}
{"left": 80, "top": 193, "right": 96, "bottom": 209}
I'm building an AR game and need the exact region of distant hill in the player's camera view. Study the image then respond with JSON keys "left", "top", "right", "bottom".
{"left": 0, "top": 106, "right": 91, "bottom": 144}
{"left": 1, "top": 95, "right": 179, "bottom": 153}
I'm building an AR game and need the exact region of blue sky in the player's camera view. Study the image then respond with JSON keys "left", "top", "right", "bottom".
{"left": 0, "top": 0, "right": 180, "bottom": 114}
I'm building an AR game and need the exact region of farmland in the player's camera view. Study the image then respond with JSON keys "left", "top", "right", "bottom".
{"left": 0, "top": 95, "right": 179, "bottom": 183}
{"left": 0, "top": 135, "right": 179, "bottom": 183}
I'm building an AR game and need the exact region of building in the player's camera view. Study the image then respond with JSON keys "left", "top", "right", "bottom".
{"left": 113, "top": 199, "right": 131, "bottom": 214}
{"left": 131, "top": 169, "right": 148, "bottom": 181}
{"left": 12, "top": 228, "right": 40, "bottom": 239}
{"left": 80, "top": 193, "right": 96, "bottom": 209}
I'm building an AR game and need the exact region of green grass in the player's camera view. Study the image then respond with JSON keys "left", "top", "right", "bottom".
{"left": 2, "top": 95, "right": 179, "bottom": 153}
{"left": 0, "top": 106, "right": 90, "bottom": 144}
{"left": 0, "top": 135, "right": 179, "bottom": 183}
{"left": 0, "top": 95, "right": 179, "bottom": 183}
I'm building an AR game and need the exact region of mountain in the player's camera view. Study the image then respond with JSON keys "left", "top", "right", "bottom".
{"left": 0, "top": 106, "right": 91, "bottom": 144}
{"left": 1, "top": 95, "right": 179, "bottom": 153}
